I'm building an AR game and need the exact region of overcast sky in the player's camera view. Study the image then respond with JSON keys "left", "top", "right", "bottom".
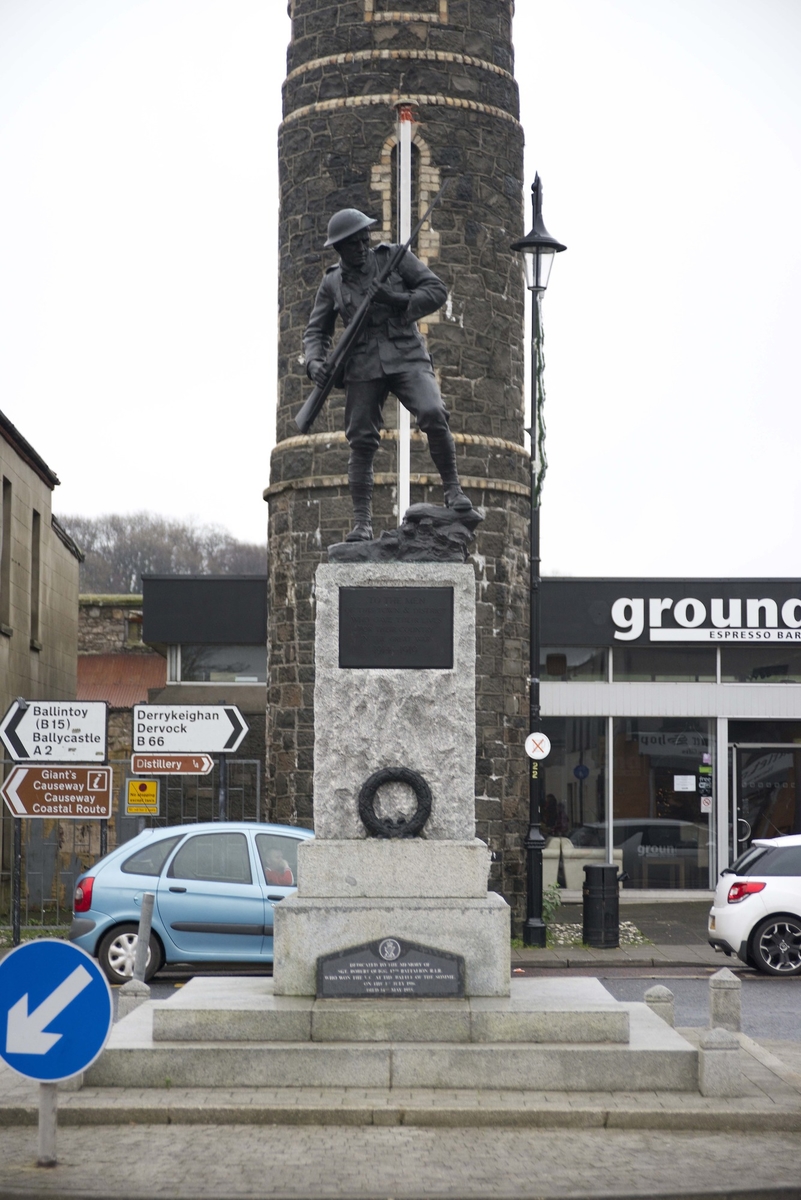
{"left": 1, "top": 0, "right": 800, "bottom": 577}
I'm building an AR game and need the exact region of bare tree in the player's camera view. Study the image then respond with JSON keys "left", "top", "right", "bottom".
{"left": 57, "top": 512, "right": 267, "bottom": 593}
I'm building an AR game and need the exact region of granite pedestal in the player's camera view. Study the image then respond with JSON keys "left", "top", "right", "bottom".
{"left": 272, "top": 562, "right": 511, "bottom": 998}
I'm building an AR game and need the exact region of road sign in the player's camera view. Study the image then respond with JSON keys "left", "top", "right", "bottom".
{"left": 133, "top": 704, "right": 248, "bottom": 754}
{"left": 1, "top": 766, "right": 113, "bottom": 819}
{"left": 0, "top": 700, "right": 107, "bottom": 763}
{"left": 126, "top": 778, "right": 159, "bottom": 816}
{"left": 573, "top": 764, "right": 590, "bottom": 781}
{"left": 0, "top": 940, "right": 113, "bottom": 1082}
{"left": 525, "top": 732, "right": 551, "bottom": 761}
{"left": 131, "top": 753, "right": 214, "bottom": 776}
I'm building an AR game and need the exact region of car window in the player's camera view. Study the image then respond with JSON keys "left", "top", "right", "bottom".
{"left": 168, "top": 832, "right": 252, "bottom": 885}
{"left": 741, "top": 846, "right": 801, "bottom": 876}
{"left": 121, "top": 834, "right": 183, "bottom": 876}
{"left": 255, "top": 834, "right": 303, "bottom": 886}
{"left": 730, "top": 845, "right": 770, "bottom": 876}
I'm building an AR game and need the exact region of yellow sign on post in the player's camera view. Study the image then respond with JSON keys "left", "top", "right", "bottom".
{"left": 126, "top": 778, "right": 159, "bottom": 816}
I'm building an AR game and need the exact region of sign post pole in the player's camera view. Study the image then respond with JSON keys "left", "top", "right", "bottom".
{"left": 217, "top": 754, "right": 227, "bottom": 822}
{"left": 12, "top": 817, "right": 21, "bottom": 947}
{"left": 37, "top": 1082, "right": 58, "bottom": 1167}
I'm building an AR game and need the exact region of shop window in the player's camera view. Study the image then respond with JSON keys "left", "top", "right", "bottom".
{"left": 729, "top": 720, "right": 801, "bottom": 744}
{"left": 170, "top": 644, "right": 266, "bottom": 683}
{"left": 613, "top": 646, "right": 716, "bottom": 682}
{"left": 540, "top": 718, "right": 607, "bottom": 840}
{"left": 541, "top": 647, "right": 607, "bottom": 682}
{"left": 722, "top": 645, "right": 801, "bottom": 683}
{"left": 613, "top": 717, "right": 713, "bottom": 889}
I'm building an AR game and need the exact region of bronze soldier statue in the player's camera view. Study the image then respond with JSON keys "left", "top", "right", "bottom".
{"left": 303, "top": 208, "right": 471, "bottom": 542}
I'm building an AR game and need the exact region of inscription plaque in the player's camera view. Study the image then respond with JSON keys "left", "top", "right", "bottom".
{"left": 317, "top": 937, "right": 465, "bottom": 998}
{"left": 339, "top": 587, "right": 453, "bottom": 669}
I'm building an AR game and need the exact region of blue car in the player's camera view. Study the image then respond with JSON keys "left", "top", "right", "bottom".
{"left": 70, "top": 821, "right": 313, "bottom": 984}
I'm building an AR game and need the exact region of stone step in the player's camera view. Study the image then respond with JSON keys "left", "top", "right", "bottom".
{"left": 87, "top": 985, "right": 698, "bottom": 1094}
{"left": 150, "top": 977, "right": 630, "bottom": 1045}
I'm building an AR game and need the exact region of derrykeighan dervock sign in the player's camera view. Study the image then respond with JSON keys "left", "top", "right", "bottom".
{"left": 541, "top": 579, "right": 801, "bottom": 646}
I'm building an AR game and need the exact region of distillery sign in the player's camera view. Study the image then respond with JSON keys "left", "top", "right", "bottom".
{"left": 611, "top": 595, "right": 801, "bottom": 642}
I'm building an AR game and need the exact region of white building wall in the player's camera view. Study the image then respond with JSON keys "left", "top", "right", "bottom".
{"left": 541, "top": 682, "right": 801, "bottom": 720}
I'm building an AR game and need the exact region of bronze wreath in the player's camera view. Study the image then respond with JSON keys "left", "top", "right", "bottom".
{"left": 357, "top": 766, "right": 432, "bottom": 838}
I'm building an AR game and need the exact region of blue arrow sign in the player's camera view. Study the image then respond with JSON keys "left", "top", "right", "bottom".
{"left": 0, "top": 940, "right": 112, "bottom": 1081}
{"left": 573, "top": 765, "right": 590, "bottom": 780}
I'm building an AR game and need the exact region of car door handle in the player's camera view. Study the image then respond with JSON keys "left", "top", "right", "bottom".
{"left": 267, "top": 895, "right": 284, "bottom": 902}
{"left": 169, "top": 886, "right": 187, "bottom": 893}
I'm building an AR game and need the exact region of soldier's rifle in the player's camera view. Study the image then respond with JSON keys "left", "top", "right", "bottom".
{"left": 293, "top": 180, "right": 449, "bottom": 435}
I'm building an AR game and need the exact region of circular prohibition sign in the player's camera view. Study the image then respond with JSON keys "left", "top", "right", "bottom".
{"left": 525, "top": 732, "right": 551, "bottom": 761}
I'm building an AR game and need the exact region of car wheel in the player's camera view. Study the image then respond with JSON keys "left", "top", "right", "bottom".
{"left": 97, "top": 923, "right": 162, "bottom": 985}
{"left": 751, "top": 916, "right": 801, "bottom": 976}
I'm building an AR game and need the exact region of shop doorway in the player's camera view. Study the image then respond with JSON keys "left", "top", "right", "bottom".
{"left": 731, "top": 744, "right": 801, "bottom": 860}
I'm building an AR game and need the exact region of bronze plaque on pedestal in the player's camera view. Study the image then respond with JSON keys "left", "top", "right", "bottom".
{"left": 317, "top": 938, "right": 465, "bottom": 998}
{"left": 339, "top": 587, "right": 453, "bottom": 669}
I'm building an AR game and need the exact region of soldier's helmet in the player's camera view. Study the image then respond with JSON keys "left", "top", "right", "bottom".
{"left": 324, "top": 209, "right": 377, "bottom": 248}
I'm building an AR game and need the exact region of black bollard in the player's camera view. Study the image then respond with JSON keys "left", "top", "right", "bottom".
{"left": 582, "top": 862, "right": 620, "bottom": 949}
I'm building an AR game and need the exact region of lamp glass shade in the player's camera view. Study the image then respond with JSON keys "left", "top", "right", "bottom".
{"left": 523, "top": 248, "right": 555, "bottom": 293}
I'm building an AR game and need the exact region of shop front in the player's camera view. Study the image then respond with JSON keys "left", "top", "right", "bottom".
{"left": 540, "top": 579, "right": 801, "bottom": 892}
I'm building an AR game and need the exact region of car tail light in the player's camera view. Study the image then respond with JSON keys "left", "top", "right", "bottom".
{"left": 74, "top": 877, "right": 94, "bottom": 913}
{"left": 727, "top": 880, "right": 766, "bottom": 904}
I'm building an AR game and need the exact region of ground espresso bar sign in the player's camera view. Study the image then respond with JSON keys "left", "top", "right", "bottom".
{"left": 339, "top": 587, "right": 453, "bottom": 669}
{"left": 317, "top": 938, "right": 465, "bottom": 998}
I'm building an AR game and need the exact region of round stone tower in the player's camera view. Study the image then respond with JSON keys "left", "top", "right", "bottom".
{"left": 265, "top": 0, "right": 531, "bottom": 929}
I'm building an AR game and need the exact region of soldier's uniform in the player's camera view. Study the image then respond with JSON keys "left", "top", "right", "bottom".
{"left": 303, "top": 218, "right": 470, "bottom": 539}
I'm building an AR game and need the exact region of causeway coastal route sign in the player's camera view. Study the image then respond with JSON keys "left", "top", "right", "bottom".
{"left": 1, "top": 766, "right": 113, "bottom": 819}
{"left": 0, "top": 700, "right": 107, "bottom": 762}
{"left": 133, "top": 704, "right": 248, "bottom": 755}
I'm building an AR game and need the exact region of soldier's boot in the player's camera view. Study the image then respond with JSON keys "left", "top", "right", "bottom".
{"left": 427, "top": 431, "right": 472, "bottom": 513}
{"left": 345, "top": 450, "right": 374, "bottom": 541}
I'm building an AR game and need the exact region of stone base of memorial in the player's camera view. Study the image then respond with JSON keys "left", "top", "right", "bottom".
{"left": 273, "top": 561, "right": 511, "bottom": 999}
{"left": 275, "top": 871, "right": 510, "bottom": 997}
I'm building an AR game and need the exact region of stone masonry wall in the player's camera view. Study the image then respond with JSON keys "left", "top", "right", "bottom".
{"left": 266, "top": 0, "right": 531, "bottom": 930}
{"left": 78, "top": 596, "right": 149, "bottom": 655}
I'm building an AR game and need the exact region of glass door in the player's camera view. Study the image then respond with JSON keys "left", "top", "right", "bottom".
{"left": 731, "top": 744, "right": 801, "bottom": 859}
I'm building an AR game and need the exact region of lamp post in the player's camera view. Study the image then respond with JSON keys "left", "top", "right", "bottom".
{"left": 511, "top": 175, "right": 566, "bottom": 946}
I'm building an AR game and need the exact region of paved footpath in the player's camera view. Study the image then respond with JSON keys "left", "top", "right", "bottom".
{"left": 2, "top": 1028, "right": 801, "bottom": 1200}
{"left": 1, "top": 941, "right": 799, "bottom": 1199}
{"left": 1, "top": 1124, "right": 801, "bottom": 1199}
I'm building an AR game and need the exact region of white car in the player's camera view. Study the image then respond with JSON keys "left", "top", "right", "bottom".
{"left": 708, "top": 835, "right": 801, "bottom": 975}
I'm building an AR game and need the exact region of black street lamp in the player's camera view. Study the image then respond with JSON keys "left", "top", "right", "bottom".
{"left": 511, "top": 175, "right": 566, "bottom": 946}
